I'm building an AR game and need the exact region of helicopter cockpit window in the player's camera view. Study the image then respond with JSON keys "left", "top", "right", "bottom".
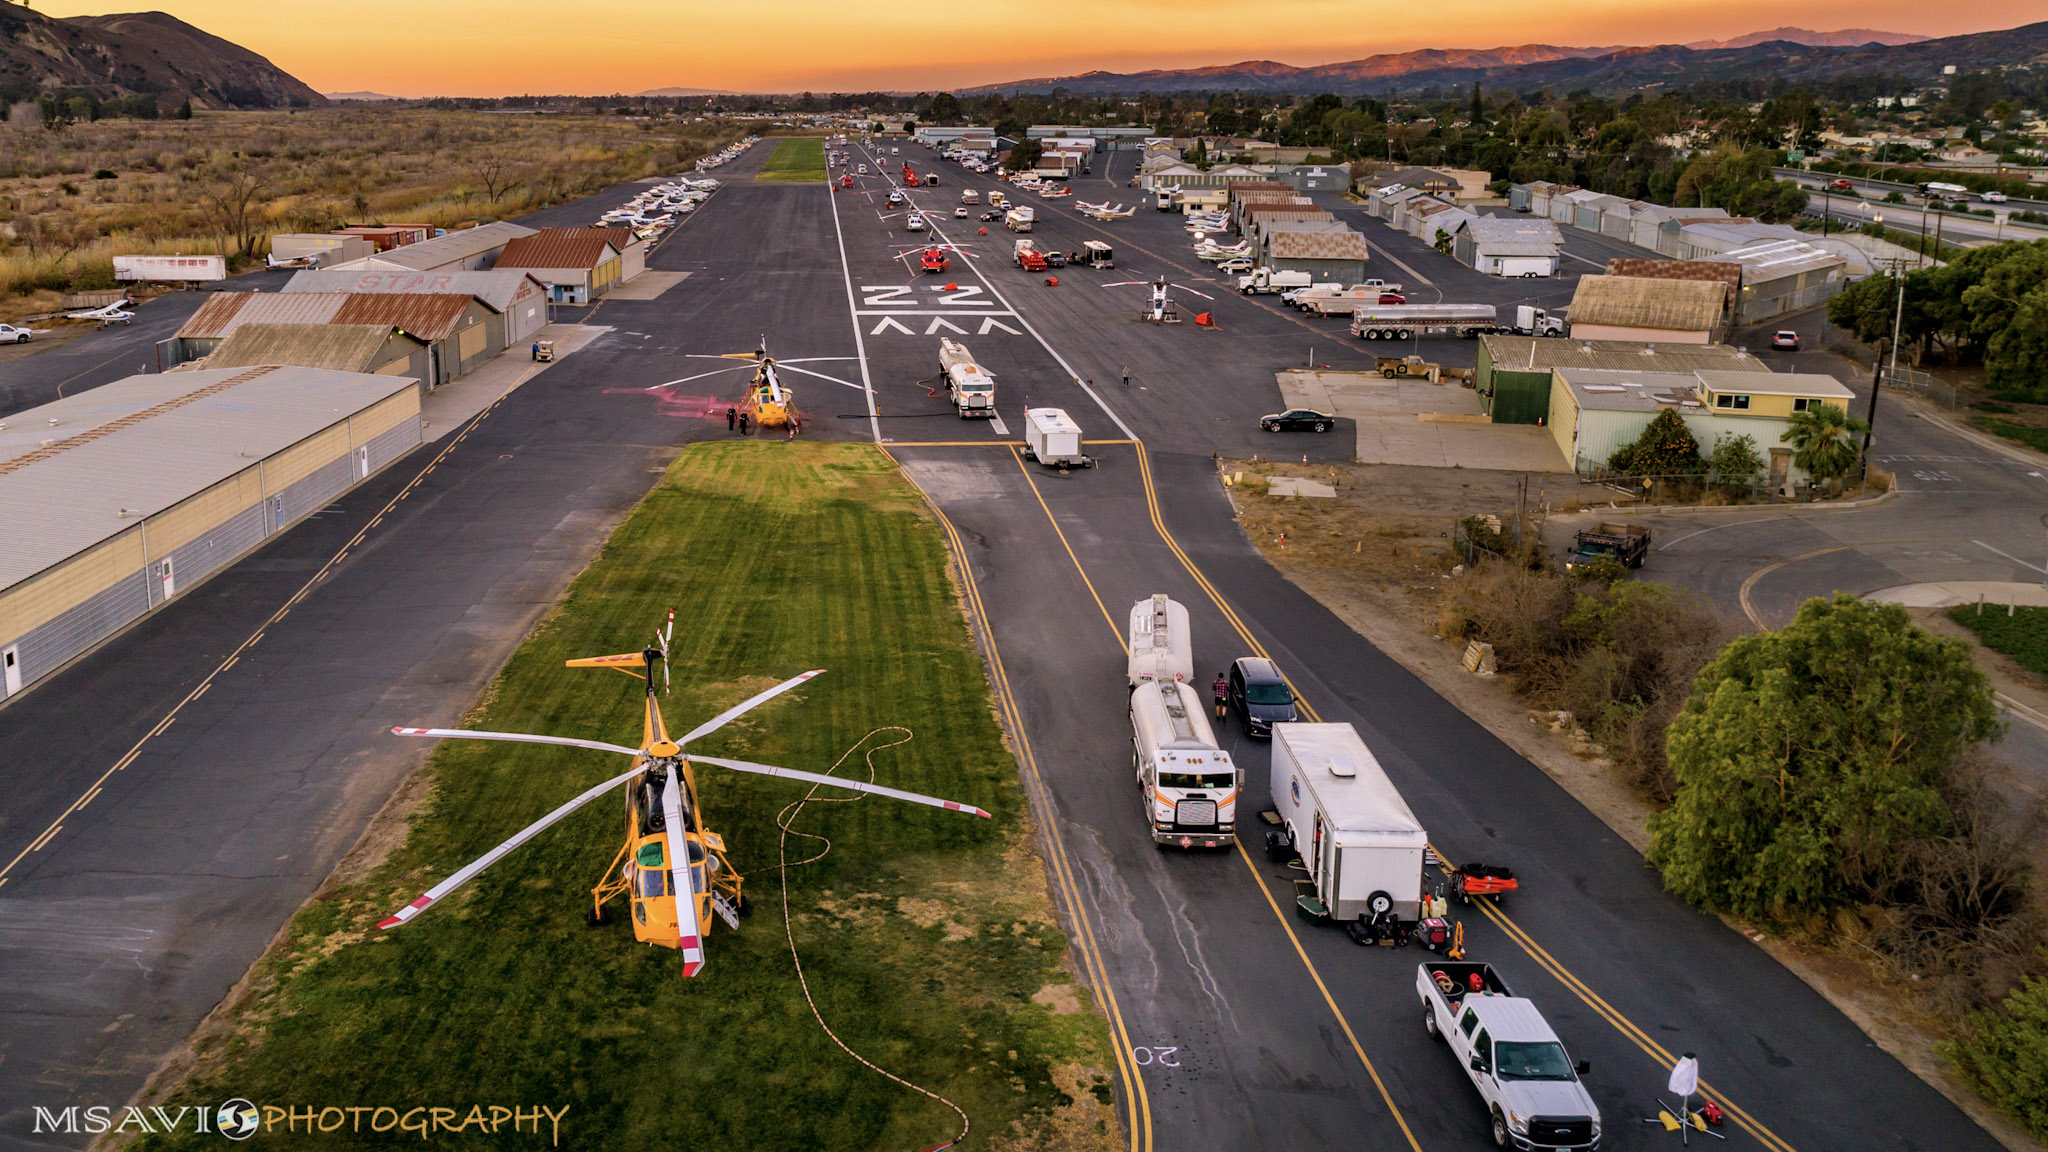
{"left": 638, "top": 867, "right": 667, "bottom": 898}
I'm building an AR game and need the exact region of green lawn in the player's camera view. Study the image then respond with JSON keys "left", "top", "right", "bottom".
{"left": 139, "top": 443, "right": 1117, "bottom": 1150}
{"left": 1950, "top": 602, "right": 2048, "bottom": 680}
{"left": 757, "top": 136, "right": 827, "bottom": 182}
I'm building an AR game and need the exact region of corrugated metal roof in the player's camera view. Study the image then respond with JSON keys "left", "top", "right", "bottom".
{"left": 280, "top": 268, "right": 544, "bottom": 313}
{"left": 1695, "top": 370, "right": 1854, "bottom": 399}
{"left": 1481, "top": 335, "right": 1766, "bottom": 375}
{"left": 1557, "top": 367, "right": 1703, "bottom": 412}
{"left": 1569, "top": 275, "right": 1727, "bottom": 332}
{"left": 1720, "top": 239, "right": 1847, "bottom": 283}
{"left": 581, "top": 226, "right": 642, "bottom": 252}
{"left": 495, "top": 231, "right": 619, "bottom": 271}
{"left": 331, "top": 293, "right": 475, "bottom": 341}
{"left": 202, "top": 324, "right": 418, "bottom": 373}
{"left": 180, "top": 292, "right": 476, "bottom": 342}
{"left": 358, "top": 221, "right": 536, "bottom": 271}
{"left": 0, "top": 367, "right": 418, "bottom": 590}
{"left": 1607, "top": 257, "right": 1740, "bottom": 308}
{"left": 179, "top": 292, "right": 343, "bottom": 339}
{"left": 1269, "top": 230, "right": 1373, "bottom": 261}
{"left": 1467, "top": 215, "right": 1562, "bottom": 244}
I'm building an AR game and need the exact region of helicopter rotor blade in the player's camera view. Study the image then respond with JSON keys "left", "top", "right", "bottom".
{"left": 663, "top": 765, "right": 706, "bottom": 976}
{"left": 677, "top": 670, "right": 825, "bottom": 747}
{"left": 690, "top": 755, "right": 992, "bottom": 819}
{"left": 391, "top": 727, "right": 645, "bottom": 758}
{"left": 377, "top": 763, "right": 644, "bottom": 929}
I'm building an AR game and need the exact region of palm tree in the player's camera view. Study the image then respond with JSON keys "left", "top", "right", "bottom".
{"left": 1784, "top": 404, "right": 1870, "bottom": 483}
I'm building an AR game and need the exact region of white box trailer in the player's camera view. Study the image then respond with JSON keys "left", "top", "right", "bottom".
{"left": 1127, "top": 593, "right": 1192, "bottom": 687}
{"left": 1023, "top": 407, "right": 1092, "bottom": 469}
{"left": 1270, "top": 723, "right": 1427, "bottom": 921}
{"left": 1130, "top": 679, "right": 1238, "bottom": 849}
{"left": 113, "top": 254, "right": 226, "bottom": 283}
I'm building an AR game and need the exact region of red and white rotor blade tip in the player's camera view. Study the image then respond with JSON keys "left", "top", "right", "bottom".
{"left": 689, "top": 755, "right": 993, "bottom": 819}
{"left": 390, "top": 727, "right": 643, "bottom": 759}
{"left": 676, "top": 670, "right": 825, "bottom": 747}
{"left": 663, "top": 766, "right": 705, "bottom": 977}
{"left": 377, "top": 764, "right": 643, "bottom": 930}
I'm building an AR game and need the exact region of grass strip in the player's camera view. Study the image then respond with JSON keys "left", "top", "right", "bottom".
{"left": 137, "top": 442, "right": 1118, "bottom": 1151}
{"left": 758, "top": 136, "right": 828, "bottom": 182}
{"left": 1973, "top": 415, "right": 2048, "bottom": 456}
{"left": 1949, "top": 602, "right": 2048, "bottom": 680}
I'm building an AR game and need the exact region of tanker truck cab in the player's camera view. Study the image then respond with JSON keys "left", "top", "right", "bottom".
{"left": 1130, "top": 680, "right": 1239, "bottom": 850}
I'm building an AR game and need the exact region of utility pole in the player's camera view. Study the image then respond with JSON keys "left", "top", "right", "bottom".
{"left": 1862, "top": 259, "right": 1906, "bottom": 472}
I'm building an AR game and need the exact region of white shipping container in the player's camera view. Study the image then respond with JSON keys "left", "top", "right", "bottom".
{"left": 113, "top": 255, "right": 226, "bottom": 283}
{"left": 1271, "top": 723, "right": 1427, "bottom": 921}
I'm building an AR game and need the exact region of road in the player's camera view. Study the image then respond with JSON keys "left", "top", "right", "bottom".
{"left": 837, "top": 139, "right": 1999, "bottom": 1152}
{"left": 1781, "top": 174, "right": 2048, "bottom": 249}
{"left": 0, "top": 134, "right": 2014, "bottom": 1152}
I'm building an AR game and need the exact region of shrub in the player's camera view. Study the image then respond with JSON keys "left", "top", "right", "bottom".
{"left": 1953, "top": 974, "right": 2048, "bottom": 1139}
{"left": 1609, "top": 409, "right": 1705, "bottom": 476}
{"left": 1648, "top": 595, "right": 2000, "bottom": 921}
{"left": 92, "top": 168, "right": 116, "bottom": 180}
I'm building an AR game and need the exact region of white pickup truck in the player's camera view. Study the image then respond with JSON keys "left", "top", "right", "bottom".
{"left": 1418, "top": 961, "right": 1601, "bottom": 1150}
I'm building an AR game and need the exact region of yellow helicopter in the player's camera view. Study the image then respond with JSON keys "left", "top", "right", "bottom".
{"left": 384, "top": 612, "right": 990, "bottom": 976}
{"left": 730, "top": 337, "right": 797, "bottom": 428}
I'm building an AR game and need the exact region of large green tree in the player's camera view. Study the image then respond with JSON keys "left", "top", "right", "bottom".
{"left": 1648, "top": 596, "right": 1999, "bottom": 920}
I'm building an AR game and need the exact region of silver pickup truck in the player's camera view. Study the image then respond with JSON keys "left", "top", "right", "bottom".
{"left": 1418, "top": 961, "right": 1601, "bottom": 1150}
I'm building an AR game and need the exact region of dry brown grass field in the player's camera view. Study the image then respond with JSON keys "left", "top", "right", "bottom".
{"left": 0, "top": 107, "right": 742, "bottom": 317}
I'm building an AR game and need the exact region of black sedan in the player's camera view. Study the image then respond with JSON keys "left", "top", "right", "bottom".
{"left": 1260, "top": 408, "right": 1335, "bottom": 433}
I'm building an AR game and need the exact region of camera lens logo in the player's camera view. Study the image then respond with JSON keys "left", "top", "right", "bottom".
{"left": 216, "top": 1099, "right": 259, "bottom": 1141}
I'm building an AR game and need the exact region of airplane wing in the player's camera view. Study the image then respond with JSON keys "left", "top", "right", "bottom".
{"left": 677, "top": 670, "right": 824, "bottom": 746}
{"left": 689, "top": 755, "right": 992, "bottom": 818}
{"left": 391, "top": 726, "right": 644, "bottom": 758}
{"left": 663, "top": 765, "right": 706, "bottom": 976}
{"left": 378, "top": 763, "right": 644, "bottom": 928}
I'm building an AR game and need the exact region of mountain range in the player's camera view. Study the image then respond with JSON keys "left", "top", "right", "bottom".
{"left": 969, "top": 24, "right": 2019, "bottom": 97}
{"left": 0, "top": 1, "right": 323, "bottom": 108}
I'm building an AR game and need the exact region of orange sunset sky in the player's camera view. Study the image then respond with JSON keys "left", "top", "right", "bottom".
{"left": 33, "top": 1, "right": 2046, "bottom": 96}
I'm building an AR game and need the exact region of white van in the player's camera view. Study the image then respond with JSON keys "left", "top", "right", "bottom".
{"left": 1131, "top": 680, "right": 1238, "bottom": 849}
{"left": 961, "top": 189, "right": 981, "bottom": 205}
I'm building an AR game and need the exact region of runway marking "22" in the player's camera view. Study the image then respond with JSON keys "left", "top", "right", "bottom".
{"left": 861, "top": 284, "right": 994, "bottom": 308}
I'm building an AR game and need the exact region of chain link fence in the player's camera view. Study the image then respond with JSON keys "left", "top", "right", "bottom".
{"left": 1881, "top": 363, "right": 1960, "bottom": 410}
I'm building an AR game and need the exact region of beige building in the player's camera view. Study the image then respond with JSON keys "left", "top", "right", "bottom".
{"left": 0, "top": 367, "right": 421, "bottom": 703}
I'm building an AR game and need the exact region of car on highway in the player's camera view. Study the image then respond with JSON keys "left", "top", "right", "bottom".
{"left": 1828, "top": 178, "right": 1855, "bottom": 191}
{"left": 1227, "top": 657, "right": 1298, "bottom": 736}
{"left": 0, "top": 323, "right": 32, "bottom": 344}
{"left": 1260, "top": 408, "right": 1336, "bottom": 433}
{"left": 1771, "top": 330, "right": 1800, "bottom": 350}
{"left": 1982, "top": 191, "right": 2009, "bottom": 203}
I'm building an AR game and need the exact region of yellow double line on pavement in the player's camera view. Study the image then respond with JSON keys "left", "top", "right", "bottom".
{"left": 1127, "top": 443, "right": 1800, "bottom": 1152}
{"left": 1000, "top": 444, "right": 1420, "bottom": 1152}
{"left": 883, "top": 444, "right": 1153, "bottom": 1152}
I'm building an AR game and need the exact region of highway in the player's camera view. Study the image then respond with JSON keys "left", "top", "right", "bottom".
{"left": 1779, "top": 171, "right": 2048, "bottom": 249}
{"left": 0, "top": 136, "right": 2019, "bottom": 1151}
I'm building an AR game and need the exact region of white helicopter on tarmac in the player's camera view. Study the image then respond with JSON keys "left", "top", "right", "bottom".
{"left": 1103, "top": 274, "right": 1215, "bottom": 324}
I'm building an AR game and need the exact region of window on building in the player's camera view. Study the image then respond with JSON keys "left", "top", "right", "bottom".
{"left": 1714, "top": 394, "right": 1750, "bottom": 410}
{"left": 1792, "top": 397, "right": 1827, "bottom": 412}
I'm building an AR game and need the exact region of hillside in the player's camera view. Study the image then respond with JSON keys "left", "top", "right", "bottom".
{"left": 0, "top": 1, "right": 323, "bottom": 109}
{"left": 971, "top": 22, "right": 2028, "bottom": 96}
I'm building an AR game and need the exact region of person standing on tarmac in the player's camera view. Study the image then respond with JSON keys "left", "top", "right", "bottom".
{"left": 727, "top": 406, "right": 737, "bottom": 432}
{"left": 1212, "top": 671, "right": 1229, "bottom": 721}
{"left": 737, "top": 411, "right": 749, "bottom": 435}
